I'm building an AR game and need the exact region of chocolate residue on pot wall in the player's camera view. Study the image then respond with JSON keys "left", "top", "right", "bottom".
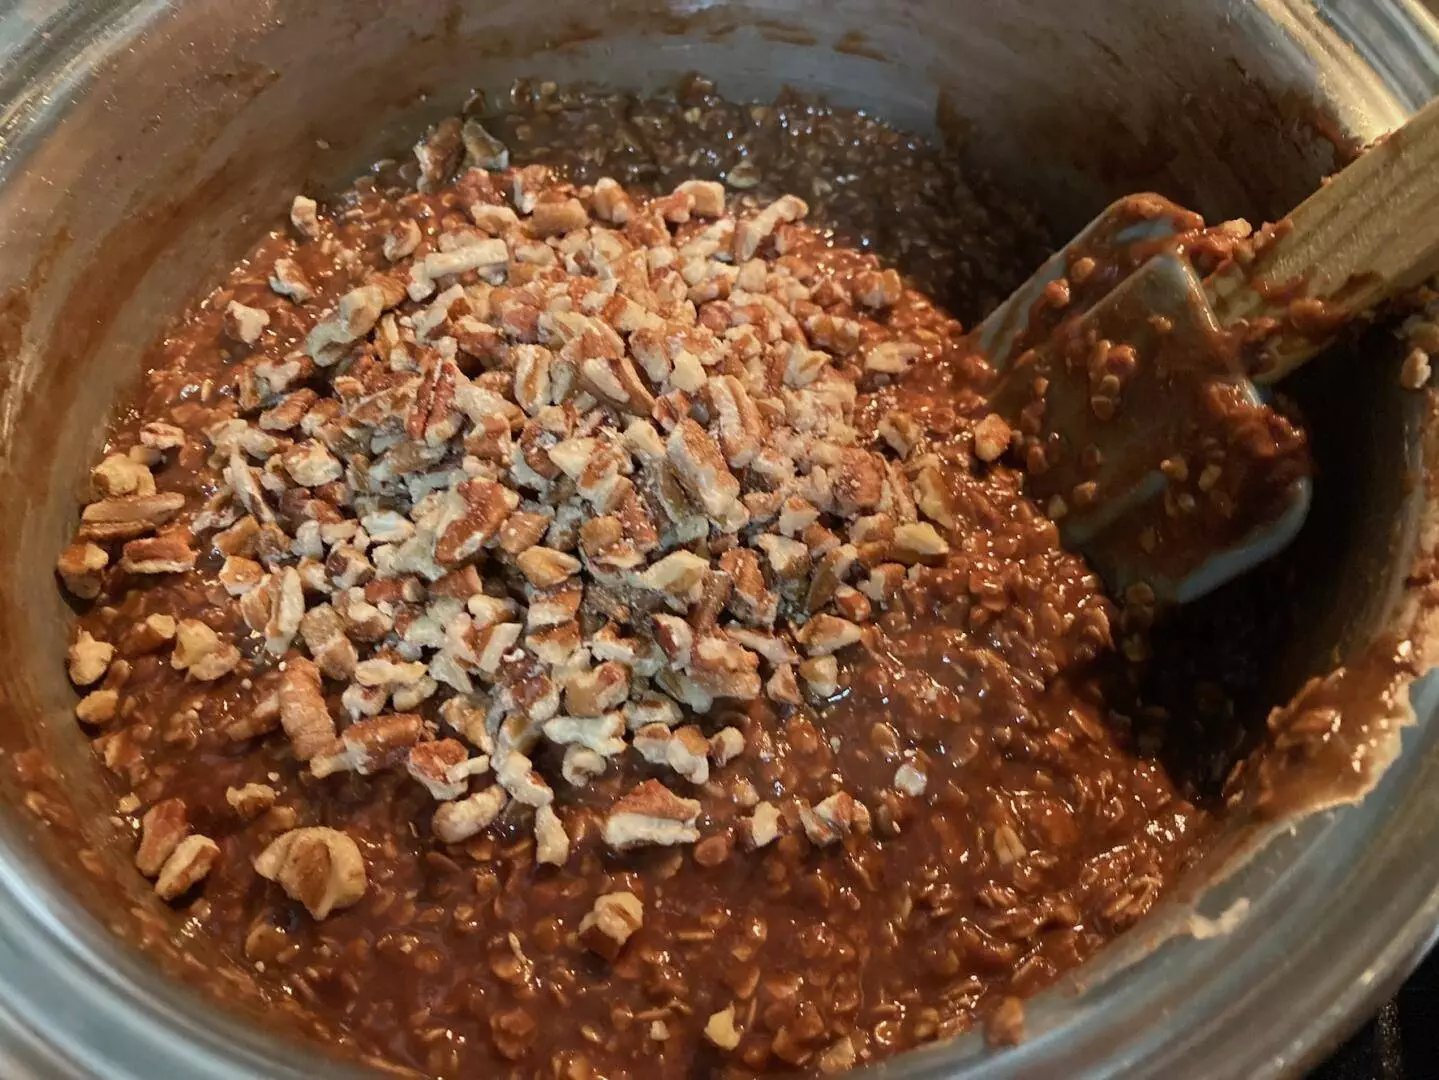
{"left": 1221, "top": 387, "right": 1439, "bottom": 818}
{"left": 1134, "top": 338, "right": 1426, "bottom": 815}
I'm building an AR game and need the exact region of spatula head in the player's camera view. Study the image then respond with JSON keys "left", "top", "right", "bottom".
{"left": 978, "top": 199, "right": 1312, "bottom": 604}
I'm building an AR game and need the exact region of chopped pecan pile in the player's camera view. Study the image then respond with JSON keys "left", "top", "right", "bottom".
{"left": 59, "top": 151, "right": 958, "bottom": 883}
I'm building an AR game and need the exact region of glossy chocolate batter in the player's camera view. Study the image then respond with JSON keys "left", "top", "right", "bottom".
{"left": 56, "top": 80, "right": 1217, "bottom": 1078}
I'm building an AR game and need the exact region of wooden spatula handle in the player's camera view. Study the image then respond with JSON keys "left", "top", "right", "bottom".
{"left": 1207, "top": 94, "right": 1439, "bottom": 383}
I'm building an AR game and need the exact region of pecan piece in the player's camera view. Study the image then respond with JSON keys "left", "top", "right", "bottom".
{"left": 733, "top": 194, "right": 808, "bottom": 261}
{"left": 269, "top": 257, "right": 314, "bottom": 302}
{"left": 262, "top": 566, "right": 305, "bottom": 657}
{"left": 119, "top": 534, "right": 197, "bottom": 574}
{"left": 676, "top": 179, "right": 726, "bottom": 217}
{"left": 135, "top": 797, "right": 188, "bottom": 877}
{"left": 310, "top": 713, "right": 425, "bottom": 779}
{"left": 67, "top": 630, "right": 114, "bottom": 687}
{"left": 854, "top": 268, "right": 903, "bottom": 309}
{"left": 666, "top": 419, "right": 743, "bottom": 526}
{"left": 579, "top": 890, "right": 644, "bottom": 961}
{"left": 92, "top": 453, "right": 155, "bottom": 498}
{"left": 494, "top": 750, "right": 554, "bottom": 807}
{"left": 796, "top": 614, "right": 862, "bottom": 656}
{"left": 529, "top": 197, "right": 588, "bottom": 237}
{"left": 744, "top": 801, "right": 782, "bottom": 850}
{"left": 516, "top": 546, "right": 582, "bottom": 588}
{"left": 913, "top": 467, "right": 956, "bottom": 529}
{"left": 710, "top": 726, "right": 745, "bottom": 767}
{"left": 973, "top": 413, "right": 1014, "bottom": 463}
{"left": 705, "top": 1004, "right": 743, "bottom": 1050}
{"left": 298, "top": 603, "right": 358, "bottom": 681}
{"left": 603, "top": 779, "right": 701, "bottom": 850}
{"left": 307, "top": 284, "right": 389, "bottom": 365}
{"left": 139, "top": 421, "right": 186, "bottom": 451}
{"left": 56, "top": 541, "right": 108, "bottom": 599}
{"left": 591, "top": 177, "right": 636, "bottom": 224}
{"left": 718, "top": 548, "right": 778, "bottom": 626}
{"left": 75, "top": 688, "right": 119, "bottom": 725}
{"left": 766, "top": 663, "right": 803, "bottom": 705}
{"left": 878, "top": 409, "right": 924, "bottom": 458}
{"left": 561, "top": 663, "right": 629, "bottom": 718}
{"left": 79, "top": 491, "right": 185, "bottom": 541}
{"left": 226, "top": 783, "right": 278, "bottom": 821}
{"left": 497, "top": 509, "right": 552, "bottom": 555}
{"left": 407, "top": 739, "right": 474, "bottom": 801}
{"left": 891, "top": 522, "right": 951, "bottom": 564}
{"left": 632, "top": 724, "right": 710, "bottom": 785}
{"left": 432, "top": 785, "right": 508, "bottom": 843}
{"left": 154, "top": 835, "right": 221, "bottom": 901}
{"left": 278, "top": 657, "right": 337, "bottom": 762}
{"left": 704, "top": 375, "right": 765, "bottom": 468}
{"left": 281, "top": 439, "right": 343, "bottom": 488}
{"left": 534, "top": 804, "right": 570, "bottom": 866}
{"left": 254, "top": 827, "right": 367, "bottom": 921}
{"left": 290, "top": 194, "right": 320, "bottom": 238}
{"left": 800, "top": 791, "right": 871, "bottom": 846}
{"left": 863, "top": 340, "right": 921, "bottom": 375}
{"left": 635, "top": 550, "right": 709, "bottom": 602}
{"left": 435, "top": 476, "right": 515, "bottom": 567}
{"left": 894, "top": 762, "right": 928, "bottom": 797}
{"left": 224, "top": 301, "right": 269, "bottom": 345}
{"left": 798, "top": 655, "right": 840, "bottom": 699}
{"left": 382, "top": 219, "right": 423, "bottom": 261}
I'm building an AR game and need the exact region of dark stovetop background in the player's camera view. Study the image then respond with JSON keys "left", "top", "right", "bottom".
{"left": 1311, "top": 949, "right": 1439, "bottom": 1078}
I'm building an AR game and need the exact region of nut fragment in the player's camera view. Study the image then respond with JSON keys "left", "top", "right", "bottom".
{"left": 56, "top": 542, "right": 109, "bottom": 599}
{"left": 254, "top": 826, "right": 367, "bottom": 920}
{"left": 154, "top": 835, "right": 221, "bottom": 901}
{"left": 290, "top": 194, "right": 320, "bottom": 238}
{"left": 796, "top": 614, "right": 862, "bottom": 656}
{"left": 516, "top": 546, "right": 582, "bottom": 587}
{"left": 432, "top": 786, "right": 508, "bottom": 843}
{"left": 894, "top": 762, "right": 927, "bottom": 797}
{"left": 76, "top": 689, "right": 120, "bottom": 725}
{"left": 226, "top": 783, "right": 278, "bottom": 821}
{"left": 224, "top": 301, "right": 270, "bottom": 345}
{"left": 744, "top": 801, "right": 782, "bottom": 850}
{"left": 603, "top": 779, "right": 701, "bottom": 850}
{"left": 278, "top": 657, "right": 337, "bottom": 762}
{"left": 135, "top": 797, "right": 188, "bottom": 877}
{"left": 171, "top": 619, "right": 241, "bottom": 680}
{"left": 578, "top": 890, "right": 644, "bottom": 960}
{"left": 800, "top": 791, "right": 871, "bottom": 846}
{"left": 79, "top": 492, "right": 184, "bottom": 541}
{"left": 798, "top": 655, "right": 839, "bottom": 698}
{"left": 270, "top": 257, "right": 314, "bottom": 301}
{"left": 891, "top": 523, "right": 950, "bottom": 564}
{"left": 92, "top": 454, "right": 155, "bottom": 497}
{"left": 704, "top": 1004, "right": 743, "bottom": 1050}
{"left": 992, "top": 823, "right": 1027, "bottom": 865}
{"left": 973, "top": 413, "right": 1013, "bottom": 462}
{"left": 534, "top": 803, "right": 570, "bottom": 866}
{"left": 407, "top": 739, "right": 473, "bottom": 801}
{"left": 1402, "top": 347, "right": 1433, "bottom": 390}
{"left": 67, "top": 630, "right": 114, "bottom": 687}
{"left": 120, "top": 534, "right": 197, "bottom": 574}
{"left": 310, "top": 713, "right": 425, "bottom": 778}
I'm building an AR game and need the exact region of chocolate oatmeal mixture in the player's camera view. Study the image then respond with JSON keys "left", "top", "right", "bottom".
{"left": 55, "top": 81, "right": 1214, "bottom": 1077}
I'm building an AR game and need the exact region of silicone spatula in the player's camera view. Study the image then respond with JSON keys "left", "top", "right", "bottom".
{"left": 974, "top": 94, "right": 1439, "bottom": 604}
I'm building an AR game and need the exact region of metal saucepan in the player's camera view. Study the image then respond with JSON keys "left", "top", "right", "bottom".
{"left": 1, "top": 1, "right": 1438, "bottom": 1076}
